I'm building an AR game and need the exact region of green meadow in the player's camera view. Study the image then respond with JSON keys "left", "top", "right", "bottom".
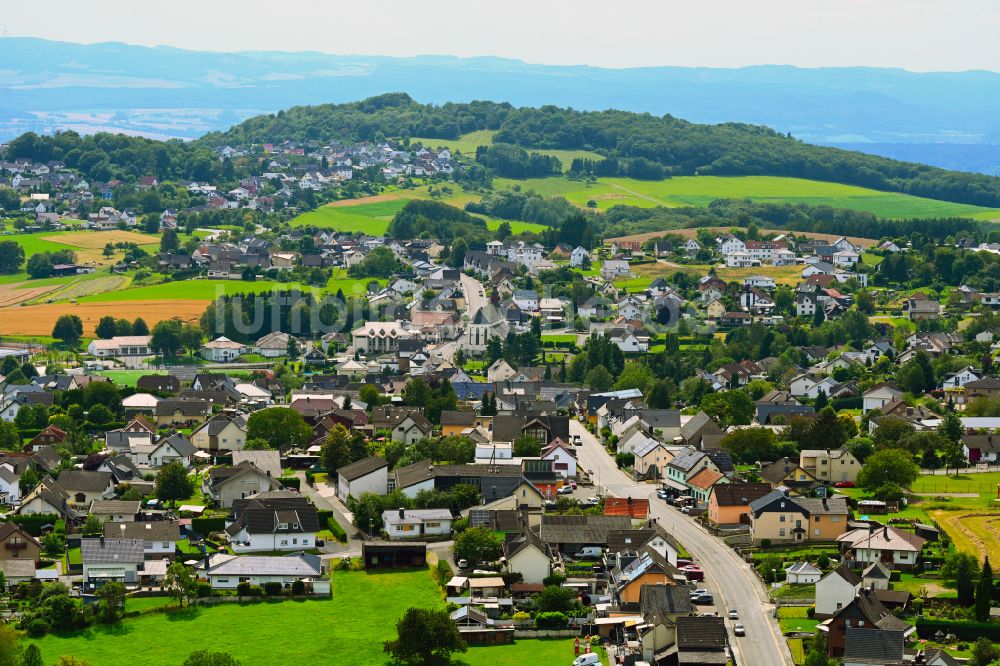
{"left": 78, "top": 276, "right": 376, "bottom": 302}
{"left": 491, "top": 174, "right": 1000, "bottom": 218}
{"left": 410, "top": 130, "right": 604, "bottom": 171}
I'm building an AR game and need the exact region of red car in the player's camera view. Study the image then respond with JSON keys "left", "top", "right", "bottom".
{"left": 834, "top": 481, "right": 856, "bottom": 488}
{"left": 682, "top": 565, "right": 705, "bottom": 581}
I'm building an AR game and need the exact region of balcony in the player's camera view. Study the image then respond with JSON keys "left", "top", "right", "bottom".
{"left": 5, "top": 541, "right": 27, "bottom": 551}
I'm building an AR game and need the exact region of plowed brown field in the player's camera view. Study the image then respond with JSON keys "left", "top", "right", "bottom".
{"left": 0, "top": 300, "right": 207, "bottom": 336}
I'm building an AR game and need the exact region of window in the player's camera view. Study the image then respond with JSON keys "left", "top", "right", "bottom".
{"left": 814, "top": 528, "right": 820, "bottom": 536}
{"left": 162, "top": 542, "right": 169, "bottom": 548}
{"left": 779, "top": 528, "right": 785, "bottom": 537}
{"left": 292, "top": 538, "right": 298, "bottom": 545}
{"left": 779, "top": 515, "right": 786, "bottom": 522}
{"left": 280, "top": 539, "right": 288, "bottom": 546}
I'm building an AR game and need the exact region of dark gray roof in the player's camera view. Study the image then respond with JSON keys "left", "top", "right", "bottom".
{"left": 227, "top": 492, "right": 320, "bottom": 536}
{"left": 336, "top": 456, "right": 388, "bottom": 482}
{"left": 393, "top": 459, "right": 435, "bottom": 489}
{"left": 843, "top": 627, "right": 905, "bottom": 662}
{"left": 104, "top": 520, "right": 180, "bottom": 541}
{"left": 640, "top": 583, "right": 693, "bottom": 615}
{"left": 57, "top": 470, "right": 112, "bottom": 493}
{"left": 156, "top": 433, "right": 196, "bottom": 457}
{"left": 676, "top": 616, "right": 727, "bottom": 650}
{"left": 538, "top": 515, "right": 633, "bottom": 545}
{"left": 711, "top": 483, "right": 773, "bottom": 507}
{"left": 679, "top": 412, "right": 721, "bottom": 441}
{"left": 81, "top": 537, "right": 144, "bottom": 564}
{"left": 89, "top": 500, "right": 141, "bottom": 516}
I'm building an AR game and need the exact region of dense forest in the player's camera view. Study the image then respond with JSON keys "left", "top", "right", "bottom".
{"left": 208, "top": 93, "right": 1000, "bottom": 207}
{"left": 9, "top": 93, "right": 1000, "bottom": 208}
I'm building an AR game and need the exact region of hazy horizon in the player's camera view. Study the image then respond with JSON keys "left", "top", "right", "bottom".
{"left": 3, "top": 0, "right": 1000, "bottom": 72}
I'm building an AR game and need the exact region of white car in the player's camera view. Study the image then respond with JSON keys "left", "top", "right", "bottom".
{"left": 728, "top": 609, "right": 738, "bottom": 620}
{"left": 557, "top": 485, "right": 574, "bottom": 494}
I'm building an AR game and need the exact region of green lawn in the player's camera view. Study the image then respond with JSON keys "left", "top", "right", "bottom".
{"left": 289, "top": 198, "right": 547, "bottom": 235}
{"left": 125, "top": 596, "right": 175, "bottom": 613}
{"left": 30, "top": 569, "right": 442, "bottom": 666}
{"left": 79, "top": 275, "right": 377, "bottom": 302}
{"left": 411, "top": 131, "right": 603, "bottom": 170}
{"left": 777, "top": 606, "right": 819, "bottom": 633}
{"left": 461, "top": 640, "right": 608, "bottom": 666}
{"left": 770, "top": 584, "right": 816, "bottom": 600}
{"left": 96, "top": 370, "right": 166, "bottom": 387}
{"left": 787, "top": 637, "right": 806, "bottom": 666}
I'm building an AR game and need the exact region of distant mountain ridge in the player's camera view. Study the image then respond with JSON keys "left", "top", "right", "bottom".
{"left": 3, "top": 37, "right": 1000, "bottom": 173}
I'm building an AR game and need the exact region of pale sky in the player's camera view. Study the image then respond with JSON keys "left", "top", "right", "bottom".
{"left": 1, "top": 0, "right": 997, "bottom": 71}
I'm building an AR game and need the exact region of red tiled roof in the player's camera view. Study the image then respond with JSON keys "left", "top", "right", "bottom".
{"left": 687, "top": 468, "right": 725, "bottom": 491}
{"left": 604, "top": 497, "right": 650, "bottom": 520}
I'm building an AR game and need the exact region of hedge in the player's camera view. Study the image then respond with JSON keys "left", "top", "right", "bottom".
{"left": 12, "top": 514, "right": 59, "bottom": 537}
{"left": 327, "top": 517, "right": 347, "bottom": 543}
{"left": 278, "top": 477, "right": 301, "bottom": 491}
{"left": 536, "top": 612, "right": 569, "bottom": 629}
{"left": 832, "top": 397, "right": 863, "bottom": 411}
{"left": 316, "top": 510, "right": 333, "bottom": 525}
{"left": 915, "top": 618, "right": 1000, "bottom": 641}
{"left": 191, "top": 517, "right": 227, "bottom": 535}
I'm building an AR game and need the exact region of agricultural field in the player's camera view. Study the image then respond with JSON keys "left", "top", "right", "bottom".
{"left": 291, "top": 194, "right": 547, "bottom": 234}
{"left": 490, "top": 175, "right": 1000, "bottom": 218}
{"left": 615, "top": 260, "right": 802, "bottom": 290}
{"left": 29, "top": 569, "right": 442, "bottom": 666}
{"left": 929, "top": 510, "right": 1000, "bottom": 564}
{"left": 0, "top": 300, "right": 207, "bottom": 336}
{"left": 411, "top": 130, "right": 604, "bottom": 171}
{"left": 41, "top": 275, "right": 130, "bottom": 303}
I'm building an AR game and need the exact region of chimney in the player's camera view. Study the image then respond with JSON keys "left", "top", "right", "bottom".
{"left": 399, "top": 507, "right": 405, "bottom": 519}
{"left": 627, "top": 496, "right": 632, "bottom": 506}
{"left": 99, "top": 536, "right": 105, "bottom": 546}
{"left": 883, "top": 526, "right": 889, "bottom": 540}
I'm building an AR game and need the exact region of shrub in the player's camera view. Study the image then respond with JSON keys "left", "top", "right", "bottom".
{"left": 543, "top": 572, "right": 567, "bottom": 587}
{"left": 263, "top": 582, "right": 283, "bottom": 596}
{"left": 305, "top": 471, "right": 315, "bottom": 486}
{"left": 236, "top": 582, "right": 252, "bottom": 596}
{"left": 761, "top": 539, "right": 772, "bottom": 548}
{"left": 436, "top": 560, "right": 454, "bottom": 588}
{"left": 806, "top": 606, "right": 816, "bottom": 618}
{"left": 191, "top": 517, "right": 226, "bottom": 535}
{"left": 26, "top": 618, "right": 49, "bottom": 637}
{"left": 513, "top": 611, "right": 530, "bottom": 621}
{"left": 278, "top": 477, "right": 301, "bottom": 490}
{"left": 535, "top": 611, "right": 569, "bottom": 629}
{"left": 192, "top": 582, "right": 213, "bottom": 598}
{"left": 248, "top": 585, "right": 264, "bottom": 597}
{"left": 291, "top": 579, "right": 305, "bottom": 595}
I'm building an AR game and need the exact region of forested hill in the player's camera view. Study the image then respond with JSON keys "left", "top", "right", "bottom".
{"left": 204, "top": 93, "right": 1000, "bottom": 208}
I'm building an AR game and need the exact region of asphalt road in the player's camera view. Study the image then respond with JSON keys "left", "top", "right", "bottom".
{"left": 569, "top": 420, "right": 793, "bottom": 666}
{"left": 434, "top": 272, "right": 486, "bottom": 363}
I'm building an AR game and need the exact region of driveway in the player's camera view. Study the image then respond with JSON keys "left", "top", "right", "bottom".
{"left": 570, "top": 420, "right": 793, "bottom": 666}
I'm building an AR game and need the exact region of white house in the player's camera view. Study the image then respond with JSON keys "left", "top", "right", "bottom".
{"left": 941, "top": 366, "right": 981, "bottom": 389}
{"left": 200, "top": 337, "right": 246, "bottom": 362}
{"left": 601, "top": 260, "right": 631, "bottom": 279}
{"left": 862, "top": 384, "right": 904, "bottom": 414}
{"left": 718, "top": 235, "right": 746, "bottom": 256}
{"left": 570, "top": 247, "right": 589, "bottom": 268}
{"left": 609, "top": 331, "right": 649, "bottom": 353}
{"left": 541, "top": 439, "right": 578, "bottom": 478}
{"left": 381, "top": 508, "right": 453, "bottom": 540}
{"left": 784, "top": 561, "right": 822, "bottom": 584}
{"left": 743, "top": 275, "right": 776, "bottom": 290}
{"left": 81, "top": 538, "right": 145, "bottom": 589}
{"left": 225, "top": 492, "right": 319, "bottom": 552}
{"left": 104, "top": 521, "right": 179, "bottom": 560}
{"left": 512, "top": 290, "right": 539, "bottom": 312}
{"left": 502, "top": 531, "right": 554, "bottom": 584}
{"left": 789, "top": 374, "right": 839, "bottom": 399}
{"left": 87, "top": 336, "right": 152, "bottom": 357}
{"left": 336, "top": 456, "right": 389, "bottom": 501}
{"left": 203, "top": 553, "right": 329, "bottom": 594}
{"left": 815, "top": 564, "right": 861, "bottom": 618}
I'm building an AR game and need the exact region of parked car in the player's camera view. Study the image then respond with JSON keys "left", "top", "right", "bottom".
{"left": 681, "top": 506, "right": 692, "bottom": 514}
{"left": 573, "top": 654, "right": 601, "bottom": 666}
{"left": 834, "top": 481, "right": 856, "bottom": 488}
{"left": 456, "top": 559, "right": 468, "bottom": 569}
{"left": 692, "top": 594, "right": 714, "bottom": 605}
{"left": 734, "top": 623, "right": 746, "bottom": 637}
{"left": 574, "top": 546, "right": 603, "bottom": 559}
{"left": 557, "top": 485, "right": 574, "bottom": 495}
{"left": 728, "top": 609, "right": 739, "bottom": 620}
{"left": 572, "top": 435, "right": 583, "bottom": 446}
{"left": 683, "top": 565, "right": 705, "bottom": 581}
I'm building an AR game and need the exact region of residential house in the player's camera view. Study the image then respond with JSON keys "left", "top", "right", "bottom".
{"left": 0, "top": 523, "right": 41, "bottom": 565}
{"left": 836, "top": 524, "right": 926, "bottom": 571}
{"left": 154, "top": 399, "right": 211, "bottom": 427}
{"left": 675, "top": 616, "right": 728, "bottom": 665}
{"left": 818, "top": 588, "right": 914, "bottom": 657}
{"left": 748, "top": 489, "right": 850, "bottom": 544}
{"left": 190, "top": 413, "right": 249, "bottom": 452}
{"left": 759, "top": 458, "right": 820, "bottom": 494}
{"left": 352, "top": 321, "right": 416, "bottom": 354}
{"left": 203, "top": 461, "right": 283, "bottom": 508}
{"left": 202, "top": 553, "right": 328, "bottom": 594}
{"left": 226, "top": 491, "right": 320, "bottom": 552}
{"left": 17, "top": 477, "right": 76, "bottom": 520}
{"left": 135, "top": 375, "right": 181, "bottom": 393}
{"left": 842, "top": 627, "right": 905, "bottom": 666}
{"left": 58, "top": 470, "right": 115, "bottom": 506}
{"left": 540, "top": 439, "right": 577, "bottom": 478}
{"left": 88, "top": 500, "right": 140, "bottom": 523}
{"left": 609, "top": 547, "right": 680, "bottom": 610}
{"left": 81, "top": 538, "right": 145, "bottom": 589}
{"left": 201, "top": 337, "right": 246, "bottom": 362}
{"left": 633, "top": 440, "right": 674, "bottom": 480}
{"left": 336, "top": 456, "right": 389, "bottom": 502}
{"left": 862, "top": 383, "right": 904, "bottom": 414}
{"left": 381, "top": 508, "right": 453, "bottom": 540}
{"left": 502, "top": 529, "right": 554, "bottom": 584}
{"left": 104, "top": 521, "right": 180, "bottom": 560}
{"left": 785, "top": 562, "right": 822, "bottom": 584}
{"left": 706, "top": 483, "right": 772, "bottom": 526}
{"left": 816, "top": 563, "right": 863, "bottom": 618}
{"left": 799, "top": 448, "right": 863, "bottom": 484}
